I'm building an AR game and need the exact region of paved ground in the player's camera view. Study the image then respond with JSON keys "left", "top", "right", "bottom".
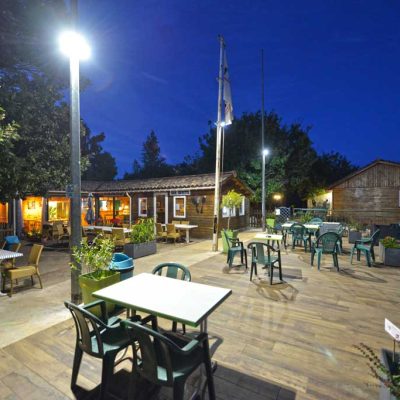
{"left": 0, "top": 230, "right": 399, "bottom": 399}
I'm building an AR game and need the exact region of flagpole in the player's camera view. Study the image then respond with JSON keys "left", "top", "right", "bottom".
{"left": 212, "top": 35, "right": 225, "bottom": 251}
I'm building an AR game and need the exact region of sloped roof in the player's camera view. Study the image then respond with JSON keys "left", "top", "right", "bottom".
{"left": 79, "top": 171, "right": 252, "bottom": 194}
{"left": 328, "top": 159, "right": 400, "bottom": 189}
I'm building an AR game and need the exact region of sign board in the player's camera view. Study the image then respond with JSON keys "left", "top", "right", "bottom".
{"left": 385, "top": 318, "right": 400, "bottom": 341}
{"left": 66, "top": 184, "right": 74, "bottom": 198}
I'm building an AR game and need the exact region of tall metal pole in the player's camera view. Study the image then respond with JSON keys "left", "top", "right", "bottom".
{"left": 261, "top": 49, "right": 266, "bottom": 231}
{"left": 70, "top": 0, "right": 82, "bottom": 304}
{"left": 212, "top": 36, "right": 225, "bottom": 251}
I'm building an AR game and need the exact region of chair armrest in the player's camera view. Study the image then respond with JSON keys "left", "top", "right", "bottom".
{"left": 355, "top": 238, "right": 371, "bottom": 246}
{"left": 177, "top": 332, "right": 209, "bottom": 355}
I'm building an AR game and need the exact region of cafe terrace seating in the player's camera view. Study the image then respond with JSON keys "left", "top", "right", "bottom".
{"left": 310, "top": 232, "right": 341, "bottom": 271}
{"left": 222, "top": 230, "right": 248, "bottom": 269}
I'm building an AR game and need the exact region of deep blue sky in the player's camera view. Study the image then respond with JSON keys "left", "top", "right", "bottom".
{"left": 77, "top": 0, "right": 400, "bottom": 177}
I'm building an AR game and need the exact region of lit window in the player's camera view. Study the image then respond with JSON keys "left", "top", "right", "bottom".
{"left": 138, "top": 197, "right": 147, "bottom": 217}
{"left": 173, "top": 196, "right": 186, "bottom": 218}
{"left": 222, "top": 206, "right": 236, "bottom": 218}
{"left": 239, "top": 198, "right": 246, "bottom": 216}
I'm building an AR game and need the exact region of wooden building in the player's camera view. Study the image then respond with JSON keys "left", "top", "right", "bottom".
{"left": 15, "top": 171, "right": 252, "bottom": 239}
{"left": 313, "top": 160, "right": 400, "bottom": 224}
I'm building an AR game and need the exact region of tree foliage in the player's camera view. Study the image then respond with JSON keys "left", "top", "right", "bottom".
{"left": 124, "top": 130, "right": 174, "bottom": 179}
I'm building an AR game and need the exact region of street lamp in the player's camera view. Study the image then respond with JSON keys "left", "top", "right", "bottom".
{"left": 261, "top": 148, "right": 269, "bottom": 231}
{"left": 59, "top": 30, "right": 90, "bottom": 304}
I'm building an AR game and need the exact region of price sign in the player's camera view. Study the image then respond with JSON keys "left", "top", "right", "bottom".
{"left": 385, "top": 319, "right": 400, "bottom": 342}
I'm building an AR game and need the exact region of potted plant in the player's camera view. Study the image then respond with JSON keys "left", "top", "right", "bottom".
{"left": 379, "top": 237, "right": 400, "bottom": 267}
{"left": 266, "top": 211, "right": 276, "bottom": 231}
{"left": 71, "top": 236, "right": 119, "bottom": 315}
{"left": 299, "top": 212, "right": 313, "bottom": 224}
{"left": 356, "top": 343, "right": 400, "bottom": 400}
{"left": 349, "top": 220, "right": 363, "bottom": 244}
{"left": 221, "top": 190, "right": 243, "bottom": 253}
{"left": 124, "top": 218, "right": 156, "bottom": 259}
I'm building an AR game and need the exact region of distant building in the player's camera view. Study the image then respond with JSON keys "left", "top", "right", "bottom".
{"left": 308, "top": 159, "right": 400, "bottom": 224}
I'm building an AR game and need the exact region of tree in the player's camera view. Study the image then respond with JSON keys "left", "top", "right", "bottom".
{"left": 124, "top": 131, "right": 173, "bottom": 179}
{"left": 221, "top": 190, "right": 243, "bottom": 230}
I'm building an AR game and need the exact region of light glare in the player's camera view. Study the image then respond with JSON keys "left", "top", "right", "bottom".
{"left": 263, "top": 148, "right": 270, "bottom": 156}
{"left": 59, "top": 31, "right": 91, "bottom": 60}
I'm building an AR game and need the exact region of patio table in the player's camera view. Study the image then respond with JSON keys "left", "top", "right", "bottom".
{"left": 93, "top": 273, "right": 231, "bottom": 400}
{"left": 174, "top": 224, "right": 198, "bottom": 243}
{"left": 84, "top": 225, "right": 132, "bottom": 234}
{"left": 281, "top": 223, "right": 320, "bottom": 249}
{"left": 254, "top": 233, "right": 283, "bottom": 249}
{"left": 0, "top": 249, "right": 23, "bottom": 297}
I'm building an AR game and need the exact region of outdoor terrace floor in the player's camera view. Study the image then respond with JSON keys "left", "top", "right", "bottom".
{"left": 0, "top": 231, "right": 399, "bottom": 399}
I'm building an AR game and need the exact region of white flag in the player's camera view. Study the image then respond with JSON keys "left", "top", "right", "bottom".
{"left": 223, "top": 48, "right": 233, "bottom": 125}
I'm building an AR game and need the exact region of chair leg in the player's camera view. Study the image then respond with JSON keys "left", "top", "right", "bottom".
{"left": 36, "top": 273, "right": 43, "bottom": 289}
{"left": 278, "top": 260, "right": 283, "bottom": 281}
{"left": 173, "top": 379, "right": 185, "bottom": 400}
{"left": 269, "top": 265, "right": 273, "bottom": 285}
{"left": 71, "top": 346, "right": 83, "bottom": 388}
{"left": 31, "top": 276, "right": 34, "bottom": 286}
{"left": 317, "top": 252, "right": 321, "bottom": 271}
{"left": 311, "top": 250, "right": 315, "bottom": 266}
{"left": 350, "top": 247, "right": 355, "bottom": 264}
{"left": 100, "top": 353, "right": 116, "bottom": 400}
{"left": 10, "top": 279, "right": 13, "bottom": 297}
{"left": 371, "top": 247, "right": 376, "bottom": 262}
{"left": 244, "top": 250, "right": 248, "bottom": 270}
{"left": 357, "top": 249, "right": 360, "bottom": 261}
{"left": 172, "top": 321, "right": 177, "bottom": 332}
{"left": 365, "top": 251, "right": 372, "bottom": 268}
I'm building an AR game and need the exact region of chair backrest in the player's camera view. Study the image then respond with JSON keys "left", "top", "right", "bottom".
{"left": 9, "top": 242, "right": 22, "bottom": 253}
{"left": 152, "top": 262, "right": 191, "bottom": 281}
{"left": 123, "top": 320, "right": 177, "bottom": 386}
{"left": 247, "top": 241, "right": 279, "bottom": 265}
{"left": 309, "top": 218, "right": 323, "bottom": 225}
{"left": 156, "top": 223, "right": 164, "bottom": 234}
{"left": 171, "top": 220, "right": 181, "bottom": 225}
{"left": 112, "top": 227, "right": 125, "bottom": 240}
{"left": 28, "top": 244, "right": 44, "bottom": 266}
{"left": 180, "top": 221, "right": 189, "bottom": 225}
{"left": 166, "top": 224, "right": 177, "bottom": 234}
{"left": 54, "top": 223, "right": 64, "bottom": 236}
{"left": 370, "top": 229, "right": 381, "bottom": 246}
{"left": 290, "top": 223, "right": 305, "bottom": 236}
{"left": 64, "top": 301, "right": 105, "bottom": 358}
{"left": 316, "top": 232, "right": 340, "bottom": 253}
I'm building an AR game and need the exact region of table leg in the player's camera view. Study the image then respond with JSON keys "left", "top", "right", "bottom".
{"left": 185, "top": 230, "right": 190, "bottom": 243}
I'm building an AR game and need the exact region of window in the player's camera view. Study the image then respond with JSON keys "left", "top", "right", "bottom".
{"left": 173, "top": 196, "right": 186, "bottom": 218}
{"left": 138, "top": 197, "right": 147, "bottom": 217}
{"left": 239, "top": 197, "right": 246, "bottom": 216}
{"left": 222, "top": 206, "right": 236, "bottom": 218}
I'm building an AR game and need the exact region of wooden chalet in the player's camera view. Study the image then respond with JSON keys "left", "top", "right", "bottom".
{"left": 6, "top": 171, "right": 252, "bottom": 239}
{"left": 309, "top": 159, "right": 400, "bottom": 224}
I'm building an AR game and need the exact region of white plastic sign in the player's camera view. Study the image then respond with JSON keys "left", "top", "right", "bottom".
{"left": 385, "top": 319, "right": 400, "bottom": 341}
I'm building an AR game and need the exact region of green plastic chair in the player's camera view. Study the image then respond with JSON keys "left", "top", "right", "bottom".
{"left": 311, "top": 232, "right": 340, "bottom": 271}
{"left": 222, "top": 230, "right": 248, "bottom": 269}
{"left": 350, "top": 229, "right": 380, "bottom": 267}
{"left": 64, "top": 300, "right": 141, "bottom": 400}
{"left": 122, "top": 319, "right": 216, "bottom": 400}
{"left": 247, "top": 241, "right": 282, "bottom": 284}
{"left": 309, "top": 217, "right": 323, "bottom": 225}
{"left": 152, "top": 263, "right": 191, "bottom": 333}
{"left": 290, "top": 223, "right": 309, "bottom": 251}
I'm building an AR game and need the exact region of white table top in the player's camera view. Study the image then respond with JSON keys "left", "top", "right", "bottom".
{"left": 282, "top": 223, "right": 320, "bottom": 230}
{"left": 85, "top": 226, "right": 132, "bottom": 234}
{"left": 93, "top": 273, "right": 232, "bottom": 327}
{"left": 174, "top": 224, "right": 198, "bottom": 229}
{"left": 0, "top": 250, "right": 23, "bottom": 260}
{"left": 254, "top": 233, "right": 283, "bottom": 241}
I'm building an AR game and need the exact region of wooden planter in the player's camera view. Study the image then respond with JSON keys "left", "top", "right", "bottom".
{"left": 379, "top": 243, "right": 400, "bottom": 267}
{"left": 349, "top": 230, "right": 362, "bottom": 244}
{"left": 79, "top": 270, "right": 120, "bottom": 316}
{"left": 380, "top": 349, "right": 399, "bottom": 400}
{"left": 124, "top": 240, "right": 157, "bottom": 259}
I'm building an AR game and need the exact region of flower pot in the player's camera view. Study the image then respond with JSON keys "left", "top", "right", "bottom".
{"left": 380, "top": 349, "right": 399, "bottom": 400}
{"left": 79, "top": 270, "right": 120, "bottom": 316}
{"left": 349, "top": 230, "right": 362, "bottom": 244}
{"left": 124, "top": 240, "right": 157, "bottom": 259}
{"left": 221, "top": 229, "right": 238, "bottom": 254}
{"left": 379, "top": 243, "right": 400, "bottom": 267}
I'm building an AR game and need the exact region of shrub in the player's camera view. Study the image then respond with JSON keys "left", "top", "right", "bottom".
{"left": 129, "top": 218, "right": 155, "bottom": 244}
{"left": 381, "top": 236, "right": 400, "bottom": 249}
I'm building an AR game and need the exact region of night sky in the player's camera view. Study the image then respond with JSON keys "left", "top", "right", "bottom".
{"left": 77, "top": 0, "right": 400, "bottom": 177}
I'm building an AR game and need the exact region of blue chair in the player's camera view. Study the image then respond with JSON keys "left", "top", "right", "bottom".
{"left": 4, "top": 235, "right": 20, "bottom": 250}
{"left": 350, "top": 229, "right": 380, "bottom": 267}
{"left": 109, "top": 253, "right": 134, "bottom": 281}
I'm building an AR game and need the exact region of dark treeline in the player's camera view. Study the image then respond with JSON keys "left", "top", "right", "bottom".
{"left": 124, "top": 112, "right": 357, "bottom": 206}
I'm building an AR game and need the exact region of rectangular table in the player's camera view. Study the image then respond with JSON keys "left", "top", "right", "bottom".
{"left": 84, "top": 226, "right": 132, "bottom": 234}
{"left": 93, "top": 272, "right": 232, "bottom": 332}
{"left": 174, "top": 224, "right": 198, "bottom": 243}
{"left": 253, "top": 233, "right": 283, "bottom": 249}
{"left": 0, "top": 249, "right": 23, "bottom": 296}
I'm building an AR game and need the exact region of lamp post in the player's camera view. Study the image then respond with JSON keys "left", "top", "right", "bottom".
{"left": 261, "top": 148, "right": 269, "bottom": 231}
{"left": 59, "top": 29, "right": 90, "bottom": 303}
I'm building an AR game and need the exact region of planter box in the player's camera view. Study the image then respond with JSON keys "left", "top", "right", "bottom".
{"left": 124, "top": 240, "right": 157, "bottom": 259}
{"left": 379, "top": 242, "right": 400, "bottom": 267}
{"left": 380, "top": 349, "right": 399, "bottom": 400}
{"left": 79, "top": 270, "right": 120, "bottom": 316}
{"left": 349, "top": 230, "right": 362, "bottom": 244}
